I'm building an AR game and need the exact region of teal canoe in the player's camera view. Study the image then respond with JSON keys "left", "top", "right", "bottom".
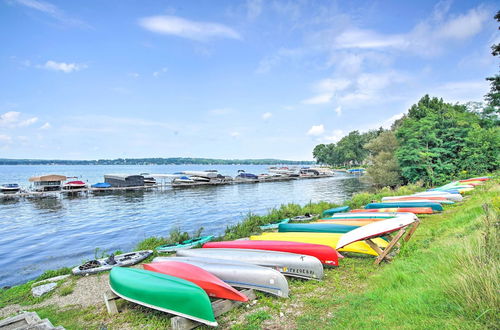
{"left": 323, "top": 214, "right": 396, "bottom": 220}
{"left": 109, "top": 267, "right": 217, "bottom": 326}
{"left": 365, "top": 202, "right": 443, "bottom": 212}
{"left": 278, "top": 223, "right": 359, "bottom": 234}
{"left": 259, "top": 218, "right": 290, "bottom": 230}
{"left": 321, "top": 206, "right": 350, "bottom": 217}
{"left": 156, "top": 235, "right": 214, "bottom": 252}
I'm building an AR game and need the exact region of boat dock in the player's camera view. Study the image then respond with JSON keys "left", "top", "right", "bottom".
{"left": 0, "top": 174, "right": 334, "bottom": 200}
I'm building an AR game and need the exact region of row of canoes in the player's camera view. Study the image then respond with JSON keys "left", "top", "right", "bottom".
{"left": 94, "top": 176, "right": 490, "bottom": 326}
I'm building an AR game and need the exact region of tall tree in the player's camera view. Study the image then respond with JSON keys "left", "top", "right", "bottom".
{"left": 365, "top": 131, "right": 402, "bottom": 188}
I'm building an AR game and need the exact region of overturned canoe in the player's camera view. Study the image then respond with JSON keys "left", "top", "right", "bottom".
{"left": 143, "top": 261, "right": 248, "bottom": 301}
{"left": 153, "top": 257, "right": 289, "bottom": 298}
{"left": 318, "top": 219, "right": 382, "bottom": 226}
{"left": 109, "top": 267, "right": 217, "bottom": 326}
{"left": 412, "top": 191, "right": 463, "bottom": 201}
{"left": 156, "top": 236, "right": 214, "bottom": 253}
{"left": 203, "top": 240, "right": 340, "bottom": 266}
{"left": 365, "top": 202, "right": 443, "bottom": 212}
{"left": 350, "top": 207, "right": 433, "bottom": 214}
{"left": 321, "top": 206, "right": 350, "bottom": 217}
{"left": 278, "top": 223, "right": 359, "bottom": 234}
{"left": 380, "top": 199, "right": 454, "bottom": 205}
{"left": 259, "top": 218, "right": 290, "bottom": 230}
{"left": 250, "top": 232, "right": 389, "bottom": 256}
{"left": 336, "top": 216, "right": 417, "bottom": 250}
{"left": 177, "top": 248, "right": 323, "bottom": 280}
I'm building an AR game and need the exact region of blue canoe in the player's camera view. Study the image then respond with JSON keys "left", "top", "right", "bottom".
{"left": 365, "top": 202, "right": 443, "bottom": 212}
{"left": 321, "top": 206, "right": 350, "bottom": 217}
{"left": 259, "top": 218, "right": 290, "bottom": 230}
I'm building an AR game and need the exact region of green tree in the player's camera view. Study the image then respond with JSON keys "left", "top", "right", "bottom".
{"left": 365, "top": 131, "right": 402, "bottom": 188}
{"left": 485, "top": 10, "right": 500, "bottom": 114}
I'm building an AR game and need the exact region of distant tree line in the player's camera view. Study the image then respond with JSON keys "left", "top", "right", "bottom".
{"left": 312, "top": 11, "right": 500, "bottom": 187}
{"left": 0, "top": 157, "right": 314, "bottom": 166}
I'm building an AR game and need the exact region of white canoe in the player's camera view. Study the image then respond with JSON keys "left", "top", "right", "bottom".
{"left": 412, "top": 192, "right": 463, "bottom": 201}
{"left": 336, "top": 216, "right": 416, "bottom": 250}
{"left": 382, "top": 194, "right": 463, "bottom": 202}
{"left": 176, "top": 248, "right": 323, "bottom": 280}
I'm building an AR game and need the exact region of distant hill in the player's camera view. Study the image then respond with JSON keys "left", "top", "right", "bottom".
{"left": 0, "top": 157, "right": 315, "bottom": 166}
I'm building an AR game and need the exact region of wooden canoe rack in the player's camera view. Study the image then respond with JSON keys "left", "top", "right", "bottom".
{"left": 104, "top": 288, "right": 256, "bottom": 330}
{"left": 364, "top": 220, "right": 420, "bottom": 265}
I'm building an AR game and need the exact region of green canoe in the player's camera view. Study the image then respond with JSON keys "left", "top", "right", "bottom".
{"left": 278, "top": 223, "right": 359, "bottom": 234}
{"left": 365, "top": 202, "right": 443, "bottom": 212}
{"left": 109, "top": 267, "right": 217, "bottom": 326}
{"left": 323, "top": 214, "right": 396, "bottom": 220}
{"left": 321, "top": 206, "right": 350, "bottom": 217}
{"left": 259, "top": 218, "right": 290, "bottom": 230}
{"left": 156, "top": 235, "right": 214, "bottom": 252}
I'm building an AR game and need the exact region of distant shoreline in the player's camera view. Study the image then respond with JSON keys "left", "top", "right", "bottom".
{"left": 0, "top": 158, "right": 315, "bottom": 166}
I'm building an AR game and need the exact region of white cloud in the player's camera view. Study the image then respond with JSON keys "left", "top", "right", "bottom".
{"left": 40, "top": 122, "right": 51, "bottom": 129}
{"left": 262, "top": 112, "right": 272, "bottom": 120}
{"left": 307, "top": 124, "right": 325, "bottom": 136}
{"left": 153, "top": 67, "right": 168, "bottom": 77}
{"left": 0, "top": 111, "right": 38, "bottom": 128}
{"left": 436, "top": 7, "right": 489, "bottom": 40}
{"left": 302, "top": 93, "right": 333, "bottom": 105}
{"left": 19, "top": 117, "right": 38, "bottom": 127}
{"left": 0, "top": 111, "right": 21, "bottom": 126}
{"left": 316, "top": 78, "right": 351, "bottom": 92}
{"left": 322, "top": 129, "right": 345, "bottom": 143}
{"left": 12, "top": 0, "right": 87, "bottom": 27}
{"left": 230, "top": 131, "right": 240, "bottom": 137}
{"left": 40, "top": 60, "right": 87, "bottom": 73}
{"left": 334, "top": 106, "right": 342, "bottom": 116}
{"left": 334, "top": 28, "right": 407, "bottom": 50}
{"left": 129, "top": 72, "right": 140, "bottom": 78}
{"left": 138, "top": 15, "right": 241, "bottom": 41}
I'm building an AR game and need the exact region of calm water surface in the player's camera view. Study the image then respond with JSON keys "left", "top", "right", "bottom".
{"left": 0, "top": 165, "right": 369, "bottom": 287}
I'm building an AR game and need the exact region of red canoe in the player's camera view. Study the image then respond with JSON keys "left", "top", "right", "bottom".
{"left": 203, "top": 240, "right": 341, "bottom": 266}
{"left": 143, "top": 261, "right": 248, "bottom": 302}
{"left": 350, "top": 207, "right": 433, "bottom": 214}
{"left": 459, "top": 178, "right": 489, "bottom": 182}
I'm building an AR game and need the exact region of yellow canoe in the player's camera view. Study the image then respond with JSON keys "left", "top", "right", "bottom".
{"left": 250, "top": 232, "right": 388, "bottom": 256}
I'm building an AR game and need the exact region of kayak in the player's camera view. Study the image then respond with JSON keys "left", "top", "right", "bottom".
{"left": 153, "top": 257, "right": 289, "bottom": 298}
{"left": 203, "top": 240, "right": 340, "bottom": 266}
{"left": 290, "top": 214, "right": 318, "bottom": 222}
{"left": 278, "top": 223, "right": 359, "bottom": 234}
{"left": 143, "top": 261, "right": 248, "bottom": 301}
{"left": 109, "top": 267, "right": 217, "bottom": 326}
{"left": 156, "top": 236, "right": 214, "bottom": 252}
{"left": 176, "top": 248, "right": 324, "bottom": 280}
{"left": 259, "top": 218, "right": 290, "bottom": 230}
{"left": 336, "top": 216, "right": 416, "bottom": 250}
{"left": 365, "top": 202, "right": 443, "bottom": 212}
{"left": 350, "top": 207, "right": 433, "bottom": 214}
{"left": 250, "top": 232, "right": 389, "bottom": 256}
{"left": 72, "top": 250, "right": 153, "bottom": 275}
{"left": 321, "top": 206, "right": 350, "bottom": 217}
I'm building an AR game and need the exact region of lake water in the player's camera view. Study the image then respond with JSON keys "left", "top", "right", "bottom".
{"left": 0, "top": 165, "right": 369, "bottom": 287}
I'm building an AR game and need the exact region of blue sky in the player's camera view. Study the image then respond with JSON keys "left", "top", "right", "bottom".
{"left": 0, "top": 0, "right": 498, "bottom": 160}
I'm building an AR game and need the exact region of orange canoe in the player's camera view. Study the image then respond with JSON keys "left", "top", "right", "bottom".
{"left": 350, "top": 207, "right": 433, "bottom": 214}
{"left": 317, "top": 220, "right": 380, "bottom": 226}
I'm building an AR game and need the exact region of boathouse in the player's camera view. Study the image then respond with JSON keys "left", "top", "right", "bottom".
{"left": 104, "top": 174, "right": 144, "bottom": 187}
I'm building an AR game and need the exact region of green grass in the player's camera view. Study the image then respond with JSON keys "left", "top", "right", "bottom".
{"left": 2, "top": 176, "right": 498, "bottom": 330}
{"left": 328, "top": 180, "right": 499, "bottom": 329}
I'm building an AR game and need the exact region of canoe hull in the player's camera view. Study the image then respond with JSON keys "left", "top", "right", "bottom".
{"left": 177, "top": 248, "right": 324, "bottom": 280}
{"left": 109, "top": 267, "right": 217, "bottom": 326}
{"left": 250, "top": 232, "right": 389, "bottom": 256}
{"left": 365, "top": 202, "right": 443, "bottom": 212}
{"left": 278, "top": 223, "right": 359, "bottom": 234}
{"left": 203, "top": 240, "right": 340, "bottom": 266}
{"left": 156, "top": 236, "right": 214, "bottom": 253}
{"left": 143, "top": 261, "right": 248, "bottom": 301}
{"left": 153, "top": 257, "right": 289, "bottom": 298}
{"left": 350, "top": 207, "right": 433, "bottom": 214}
